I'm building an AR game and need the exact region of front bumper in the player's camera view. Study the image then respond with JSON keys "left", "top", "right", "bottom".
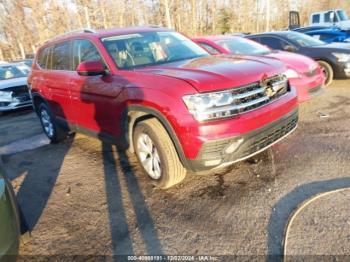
{"left": 0, "top": 99, "right": 32, "bottom": 112}
{"left": 0, "top": 85, "right": 32, "bottom": 112}
{"left": 186, "top": 108, "right": 298, "bottom": 172}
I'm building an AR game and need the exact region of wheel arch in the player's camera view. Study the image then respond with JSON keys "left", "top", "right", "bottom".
{"left": 315, "top": 58, "right": 335, "bottom": 72}
{"left": 316, "top": 59, "right": 335, "bottom": 85}
{"left": 32, "top": 93, "right": 49, "bottom": 115}
{"left": 124, "top": 105, "right": 189, "bottom": 169}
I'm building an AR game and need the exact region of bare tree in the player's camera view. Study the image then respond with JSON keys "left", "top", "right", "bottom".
{"left": 1, "top": 0, "right": 350, "bottom": 60}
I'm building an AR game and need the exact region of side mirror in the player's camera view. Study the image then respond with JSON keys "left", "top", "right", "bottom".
{"left": 76, "top": 61, "right": 106, "bottom": 76}
{"left": 283, "top": 45, "right": 297, "bottom": 52}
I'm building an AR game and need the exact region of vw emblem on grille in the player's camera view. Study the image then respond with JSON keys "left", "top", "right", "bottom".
{"left": 260, "top": 74, "right": 276, "bottom": 98}
{"left": 264, "top": 87, "right": 276, "bottom": 98}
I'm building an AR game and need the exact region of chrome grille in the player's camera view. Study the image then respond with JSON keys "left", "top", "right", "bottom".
{"left": 205, "top": 75, "right": 289, "bottom": 120}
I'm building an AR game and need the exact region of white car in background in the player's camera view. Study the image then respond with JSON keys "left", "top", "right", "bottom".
{"left": 0, "top": 63, "right": 32, "bottom": 113}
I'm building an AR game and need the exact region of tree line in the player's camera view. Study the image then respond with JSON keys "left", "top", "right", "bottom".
{"left": 0, "top": 0, "right": 348, "bottom": 61}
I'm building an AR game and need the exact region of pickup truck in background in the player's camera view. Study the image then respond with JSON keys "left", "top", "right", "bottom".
{"left": 289, "top": 11, "right": 350, "bottom": 43}
{"left": 309, "top": 9, "right": 350, "bottom": 30}
{"left": 290, "top": 9, "right": 350, "bottom": 30}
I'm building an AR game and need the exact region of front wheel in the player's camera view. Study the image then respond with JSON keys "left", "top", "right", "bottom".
{"left": 317, "top": 60, "right": 333, "bottom": 86}
{"left": 133, "top": 118, "right": 186, "bottom": 189}
{"left": 38, "top": 103, "right": 68, "bottom": 144}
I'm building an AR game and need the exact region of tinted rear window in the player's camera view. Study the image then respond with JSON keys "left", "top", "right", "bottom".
{"left": 258, "top": 37, "right": 288, "bottom": 50}
{"left": 38, "top": 47, "right": 50, "bottom": 69}
{"left": 52, "top": 41, "right": 71, "bottom": 70}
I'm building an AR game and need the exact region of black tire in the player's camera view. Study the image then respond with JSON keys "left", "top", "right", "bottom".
{"left": 317, "top": 60, "right": 333, "bottom": 86}
{"left": 133, "top": 118, "right": 186, "bottom": 189}
{"left": 38, "top": 103, "right": 68, "bottom": 144}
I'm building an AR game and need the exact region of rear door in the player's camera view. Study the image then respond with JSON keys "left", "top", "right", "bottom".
{"left": 46, "top": 41, "right": 76, "bottom": 124}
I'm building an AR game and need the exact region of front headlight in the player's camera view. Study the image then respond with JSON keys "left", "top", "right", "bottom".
{"left": 0, "top": 91, "right": 13, "bottom": 101}
{"left": 332, "top": 52, "right": 350, "bottom": 62}
{"left": 183, "top": 91, "right": 234, "bottom": 121}
{"left": 283, "top": 69, "right": 300, "bottom": 79}
{"left": 183, "top": 75, "right": 288, "bottom": 121}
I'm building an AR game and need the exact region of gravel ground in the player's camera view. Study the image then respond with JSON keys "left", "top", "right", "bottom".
{"left": 1, "top": 80, "right": 350, "bottom": 260}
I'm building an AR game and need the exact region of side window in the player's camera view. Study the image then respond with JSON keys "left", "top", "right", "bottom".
{"left": 72, "top": 39, "right": 105, "bottom": 70}
{"left": 312, "top": 14, "right": 320, "bottom": 23}
{"left": 324, "top": 12, "right": 337, "bottom": 23}
{"left": 259, "top": 37, "right": 284, "bottom": 50}
{"left": 334, "top": 13, "right": 339, "bottom": 22}
{"left": 248, "top": 37, "right": 261, "bottom": 43}
{"left": 52, "top": 41, "right": 71, "bottom": 70}
{"left": 319, "top": 34, "right": 334, "bottom": 41}
{"left": 199, "top": 43, "right": 220, "bottom": 54}
{"left": 38, "top": 47, "right": 49, "bottom": 69}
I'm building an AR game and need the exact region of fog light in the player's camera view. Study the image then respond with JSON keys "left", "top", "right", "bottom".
{"left": 225, "top": 138, "right": 244, "bottom": 154}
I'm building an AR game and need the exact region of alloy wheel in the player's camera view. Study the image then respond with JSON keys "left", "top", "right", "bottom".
{"left": 136, "top": 133, "right": 162, "bottom": 180}
{"left": 41, "top": 109, "right": 54, "bottom": 138}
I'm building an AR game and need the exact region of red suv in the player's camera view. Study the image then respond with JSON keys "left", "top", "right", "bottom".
{"left": 28, "top": 27, "right": 298, "bottom": 188}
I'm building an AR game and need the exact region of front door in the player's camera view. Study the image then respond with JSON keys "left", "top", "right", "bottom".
{"left": 69, "top": 39, "right": 125, "bottom": 138}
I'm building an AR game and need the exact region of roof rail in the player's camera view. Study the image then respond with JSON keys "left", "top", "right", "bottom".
{"left": 64, "top": 28, "right": 96, "bottom": 35}
{"left": 43, "top": 28, "right": 96, "bottom": 44}
{"left": 146, "top": 25, "right": 163, "bottom": 28}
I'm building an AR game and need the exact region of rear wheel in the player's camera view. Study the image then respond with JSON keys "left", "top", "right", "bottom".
{"left": 133, "top": 118, "right": 186, "bottom": 189}
{"left": 318, "top": 60, "right": 333, "bottom": 86}
{"left": 38, "top": 103, "right": 68, "bottom": 143}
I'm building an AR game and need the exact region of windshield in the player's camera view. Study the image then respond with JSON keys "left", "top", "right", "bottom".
{"left": 216, "top": 38, "right": 271, "bottom": 55}
{"left": 102, "top": 31, "right": 208, "bottom": 69}
{"left": 286, "top": 32, "right": 325, "bottom": 47}
{"left": 337, "top": 10, "right": 348, "bottom": 21}
{"left": 0, "top": 64, "right": 29, "bottom": 80}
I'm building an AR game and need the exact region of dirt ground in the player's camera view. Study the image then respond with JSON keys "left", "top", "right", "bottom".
{"left": 1, "top": 80, "right": 350, "bottom": 261}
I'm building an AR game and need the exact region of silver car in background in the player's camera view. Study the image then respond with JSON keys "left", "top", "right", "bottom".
{"left": 0, "top": 63, "right": 32, "bottom": 112}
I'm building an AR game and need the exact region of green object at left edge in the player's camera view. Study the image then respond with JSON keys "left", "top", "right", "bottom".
{"left": 0, "top": 165, "right": 20, "bottom": 262}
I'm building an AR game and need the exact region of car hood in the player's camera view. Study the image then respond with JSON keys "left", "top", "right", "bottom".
{"left": 137, "top": 55, "right": 285, "bottom": 92}
{"left": 266, "top": 51, "right": 318, "bottom": 73}
{"left": 0, "top": 77, "right": 27, "bottom": 90}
